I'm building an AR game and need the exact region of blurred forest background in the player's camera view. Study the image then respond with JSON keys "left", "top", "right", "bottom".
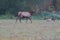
{"left": 0, "top": 0, "right": 60, "bottom": 19}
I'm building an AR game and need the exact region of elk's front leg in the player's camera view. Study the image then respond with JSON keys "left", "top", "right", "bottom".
{"left": 28, "top": 17, "right": 32, "bottom": 23}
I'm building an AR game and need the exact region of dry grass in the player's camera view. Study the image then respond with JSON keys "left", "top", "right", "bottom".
{"left": 0, "top": 20, "right": 60, "bottom": 40}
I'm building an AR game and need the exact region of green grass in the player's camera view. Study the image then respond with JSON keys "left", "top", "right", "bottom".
{"left": 0, "top": 12, "right": 60, "bottom": 20}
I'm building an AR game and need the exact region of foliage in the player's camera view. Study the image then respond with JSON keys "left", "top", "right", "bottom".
{"left": 0, "top": 0, "right": 60, "bottom": 19}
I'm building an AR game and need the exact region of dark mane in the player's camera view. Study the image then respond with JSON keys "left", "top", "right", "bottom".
{"left": 29, "top": 10, "right": 34, "bottom": 15}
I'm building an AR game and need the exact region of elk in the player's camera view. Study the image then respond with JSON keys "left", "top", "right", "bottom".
{"left": 16, "top": 11, "right": 34, "bottom": 23}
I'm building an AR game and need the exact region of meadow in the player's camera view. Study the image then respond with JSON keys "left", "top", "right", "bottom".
{"left": 0, "top": 20, "right": 60, "bottom": 40}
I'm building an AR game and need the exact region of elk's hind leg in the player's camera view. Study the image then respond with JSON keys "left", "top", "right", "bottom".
{"left": 15, "top": 17, "right": 19, "bottom": 23}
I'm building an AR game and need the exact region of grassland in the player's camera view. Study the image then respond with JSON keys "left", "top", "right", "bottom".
{"left": 0, "top": 20, "right": 60, "bottom": 40}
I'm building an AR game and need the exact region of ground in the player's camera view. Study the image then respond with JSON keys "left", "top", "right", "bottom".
{"left": 0, "top": 20, "right": 60, "bottom": 40}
